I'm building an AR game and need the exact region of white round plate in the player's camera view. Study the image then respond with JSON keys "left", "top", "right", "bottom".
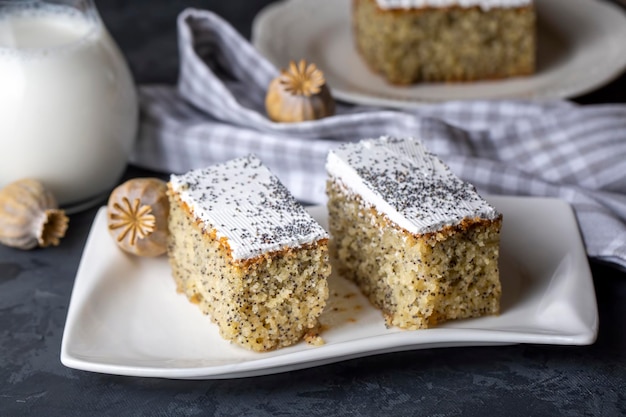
{"left": 252, "top": 0, "right": 626, "bottom": 108}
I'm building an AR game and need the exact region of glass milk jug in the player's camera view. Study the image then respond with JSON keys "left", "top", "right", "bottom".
{"left": 0, "top": 0, "right": 138, "bottom": 208}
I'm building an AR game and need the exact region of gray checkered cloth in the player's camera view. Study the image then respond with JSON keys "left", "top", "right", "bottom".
{"left": 133, "top": 8, "right": 626, "bottom": 268}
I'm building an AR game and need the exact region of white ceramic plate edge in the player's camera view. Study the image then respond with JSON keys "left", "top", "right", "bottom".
{"left": 60, "top": 196, "right": 598, "bottom": 379}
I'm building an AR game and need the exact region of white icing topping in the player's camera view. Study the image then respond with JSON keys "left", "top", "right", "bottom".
{"left": 326, "top": 136, "right": 500, "bottom": 235}
{"left": 170, "top": 155, "right": 328, "bottom": 261}
{"left": 375, "top": 0, "right": 532, "bottom": 11}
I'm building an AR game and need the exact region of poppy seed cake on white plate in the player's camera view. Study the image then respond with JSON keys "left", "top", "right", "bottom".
{"left": 326, "top": 136, "right": 502, "bottom": 329}
{"left": 167, "top": 155, "right": 330, "bottom": 352}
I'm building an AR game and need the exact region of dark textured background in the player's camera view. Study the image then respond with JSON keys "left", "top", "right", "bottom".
{"left": 1, "top": 1, "right": 626, "bottom": 416}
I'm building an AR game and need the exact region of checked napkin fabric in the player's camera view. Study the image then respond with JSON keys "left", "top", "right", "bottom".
{"left": 133, "top": 8, "right": 626, "bottom": 269}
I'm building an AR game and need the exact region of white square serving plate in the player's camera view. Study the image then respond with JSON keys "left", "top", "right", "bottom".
{"left": 61, "top": 196, "right": 598, "bottom": 379}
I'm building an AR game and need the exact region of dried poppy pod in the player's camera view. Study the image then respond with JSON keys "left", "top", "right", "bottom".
{"left": 0, "top": 178, "right": 69, "bottom": 250}
{"left": 265, "top": 59, "right": 335, "bottom": 123}
{"left": 107, "top": 178, "right": 169, "bottom": 257}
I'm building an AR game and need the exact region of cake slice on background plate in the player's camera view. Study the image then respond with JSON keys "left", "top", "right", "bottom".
{"left": 353, "top": 0, "right": 536, "bottom": 84}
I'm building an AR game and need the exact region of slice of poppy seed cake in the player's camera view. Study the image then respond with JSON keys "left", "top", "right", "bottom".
{"left": 326, "top": 136, "right": 502, "bottom": 329}
{"left": 167, "top": 155, "right": 330, "bottom": 352}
